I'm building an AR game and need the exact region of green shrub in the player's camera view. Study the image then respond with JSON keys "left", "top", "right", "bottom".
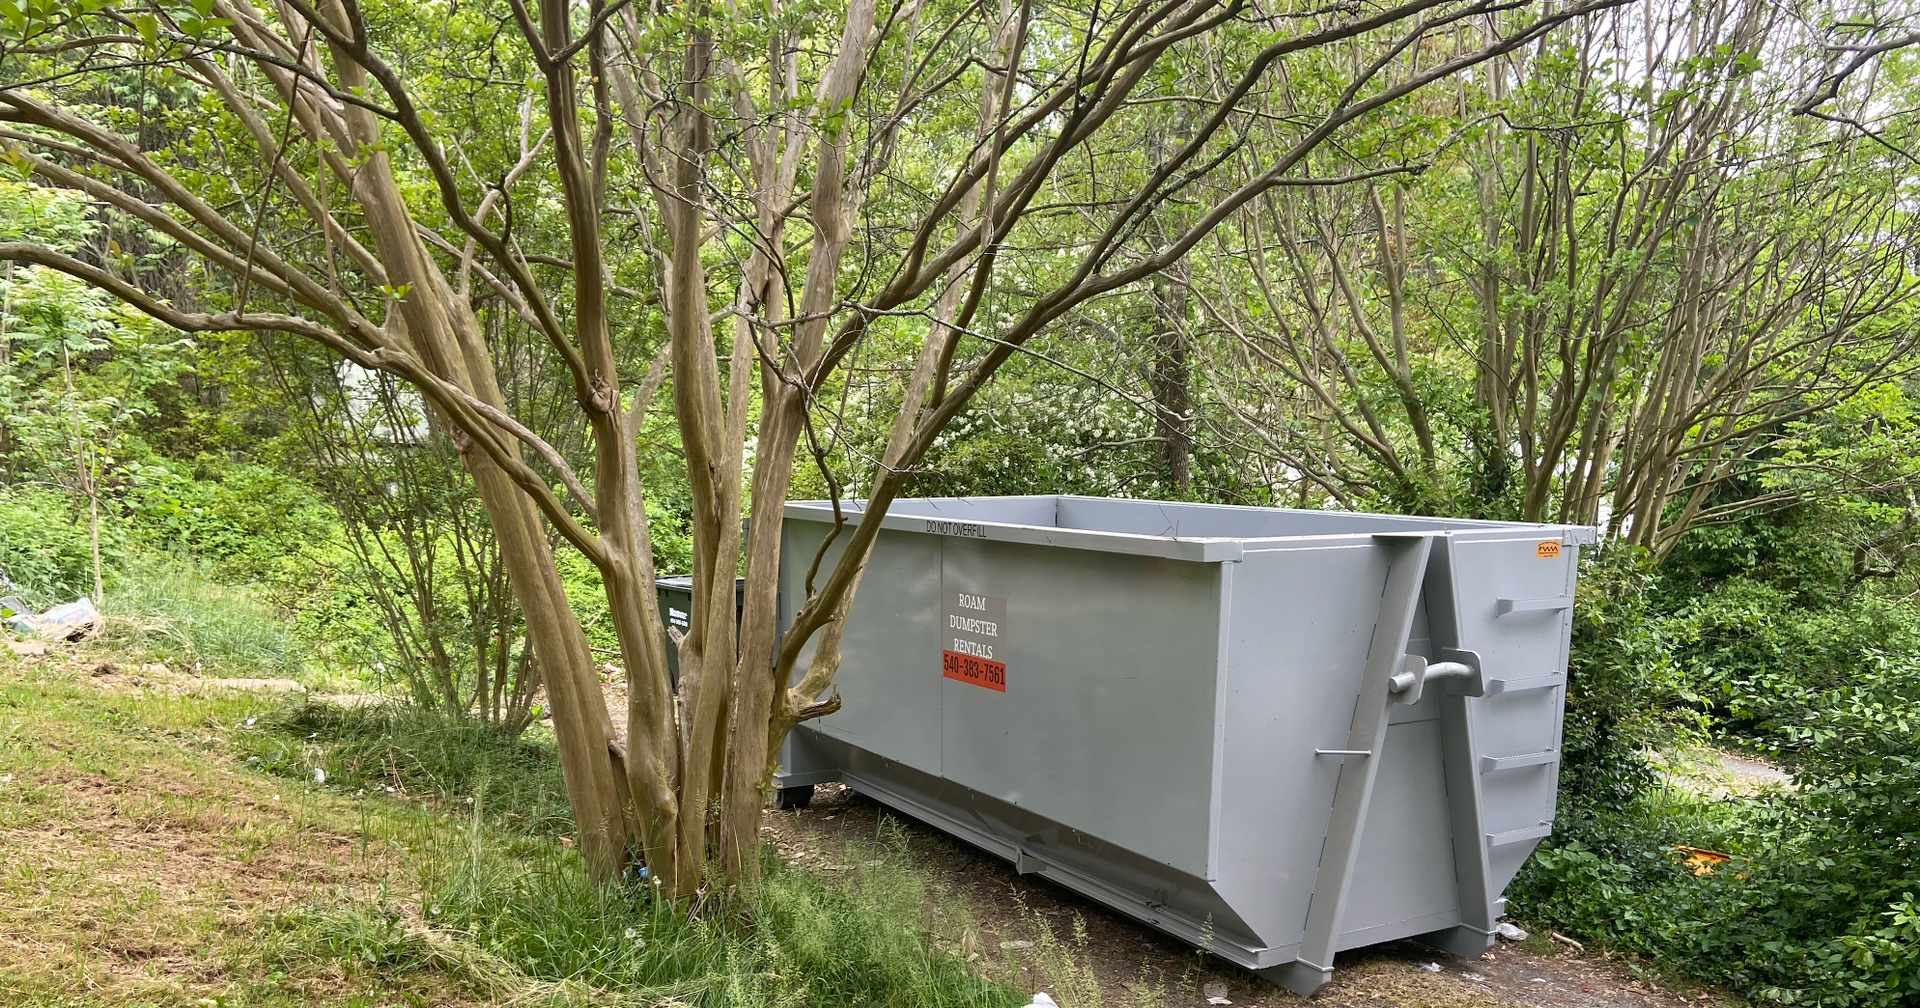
{"left": 1515, "top": 643, "right": 1920, "bottom": 1006}
{"left": 1667, "top": 578, "right": 1920, "bottom": 743}
{"left": 124, "top": 460, "right": 335, "bottom": 582}
{"left": 0, "top": 485, "right": 107, "bottom": 608}
{"left": 1555, "top": 546, "right": 1687, "bottom": 837}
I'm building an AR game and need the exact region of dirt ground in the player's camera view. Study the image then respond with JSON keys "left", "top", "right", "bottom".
{"left": 766, "top": 782, "right": 1735, "bottom": 1008}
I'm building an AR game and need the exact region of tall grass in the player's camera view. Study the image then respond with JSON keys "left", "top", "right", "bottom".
{"left": 240, "top": 700, "right": 1027, "bottom": 1006}
{"left": 251, "top": 700, "right": 575, "bottom": 835}
{"left": 91, "top": 559, "right": 304, "bottom": 677}
{"left": 267, "top": 792, "right": 1020, "bottom": 1007}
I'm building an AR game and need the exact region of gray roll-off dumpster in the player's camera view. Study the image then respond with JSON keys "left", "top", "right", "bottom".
{"left": 655, "top": 575, "right": 744, "bottom": 683}
{"left": 773, "top": 496, "right": 1592, "bottom": 995}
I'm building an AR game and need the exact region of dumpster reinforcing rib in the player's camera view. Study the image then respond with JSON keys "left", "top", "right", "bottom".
{"left": 773, "top": 496, "right": 1591, "bottom": 996}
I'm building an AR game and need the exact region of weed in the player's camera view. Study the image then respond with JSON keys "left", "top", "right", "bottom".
{"left": 86, "top": 558, "right": 303, "bottom": 677}
{"left": 266, "top": 822, "right": 1019, "bottom": 1006}
{"left": 1020, "top": 906, "right": 1103, "bottom": 1008}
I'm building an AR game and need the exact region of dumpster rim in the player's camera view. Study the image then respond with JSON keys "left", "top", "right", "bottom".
{"left": 785, "top": 495, "right": 1596, "bottom": 564}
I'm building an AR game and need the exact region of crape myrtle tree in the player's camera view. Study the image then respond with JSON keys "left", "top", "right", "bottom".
{"left": 0, "top": 0, "right": 1625, "bottom": 893}
{"left": 1178, "top": 0, "right": 1920, "bottom": 546}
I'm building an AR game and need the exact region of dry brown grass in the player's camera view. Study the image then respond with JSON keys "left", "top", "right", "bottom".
{"left": 0, "top": 651, "right": 472, "bottom": 1008}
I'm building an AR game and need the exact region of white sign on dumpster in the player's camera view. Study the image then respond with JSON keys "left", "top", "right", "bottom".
{"left": 941, "top": 590, "right": 1007, "bottom": 692}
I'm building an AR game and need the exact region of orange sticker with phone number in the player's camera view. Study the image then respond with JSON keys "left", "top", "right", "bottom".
{"left": 942, "top": 650, "right": 1007, "bottom": 691}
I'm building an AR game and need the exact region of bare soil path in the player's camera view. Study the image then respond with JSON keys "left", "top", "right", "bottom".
{"left": 767, "top": 782, "right": 1738, "bottom": 1008}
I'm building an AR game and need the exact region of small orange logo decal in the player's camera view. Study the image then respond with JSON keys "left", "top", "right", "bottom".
{"left": 1536, "top": 540, "right": 1562, "bottom": 559}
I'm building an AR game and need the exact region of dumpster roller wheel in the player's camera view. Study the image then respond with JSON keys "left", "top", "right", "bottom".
{"left": 775, "top": 785, "right": 815, "bottom": 810}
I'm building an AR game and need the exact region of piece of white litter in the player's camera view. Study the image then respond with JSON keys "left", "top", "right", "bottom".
{"left": 1531, "top": 978, "right": 1548, "bottom": 983}
{"left": 313, "top": 767, "right": 326, "bottom": 784}
{"left": 1202, "top": 978, "right": 1233, "bottom": 1005}
{"left": 1025, "top": 995, "right": 1057, "bottom": 1008}
{"left": 1463, "top": 973, "right": 1487, "bottom": 982}
{"left": 1001, "top": 940, "right": 1034, "bottom": 950}
{"left": 1496, "top": 921, "right": 1529, "bottom": 941}
{"left": 271, "top": 794, "right": 280, "bottom": 801}
{"left": 0, "top": 774, "right": 12, "bottom": 784}
{"left": 1417, "top": 963, "right": 1442, "bottom": 972}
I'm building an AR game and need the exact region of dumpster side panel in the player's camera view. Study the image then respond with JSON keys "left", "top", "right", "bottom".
{"left": 1211, "top": 541, "right": 1393, "bottom": 949}
{"left": 787, "top": 725, "right": 1262, "bottom": 947}
{"left": 1448, "top": 533, "right": 1578, "bottom": 892}
{"left": 938, "top": 536, "right": 1221, "bottom": 875}
{"left": 782, "top": 520, "right": 945, "bottom": 776}
{"left": 1340, "top": 715, "right": 1462, "bottom": 947}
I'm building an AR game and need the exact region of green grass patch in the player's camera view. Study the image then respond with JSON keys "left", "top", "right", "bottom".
{"left": 244, "top": 700, "right": 575, "bottom": 835}
{"left": 0, "top": 652, "right": 1024, "bottom": 1008}
{"left": 86, "top": 558, "right": 305, "bottom": 678}
{"left": 266, "top": 816, "right": 1016, "bottom": 1007}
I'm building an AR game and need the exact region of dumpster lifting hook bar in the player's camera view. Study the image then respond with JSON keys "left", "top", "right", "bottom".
{"left": 1388, "top": 653, "right": 1483, "bottom": 706}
